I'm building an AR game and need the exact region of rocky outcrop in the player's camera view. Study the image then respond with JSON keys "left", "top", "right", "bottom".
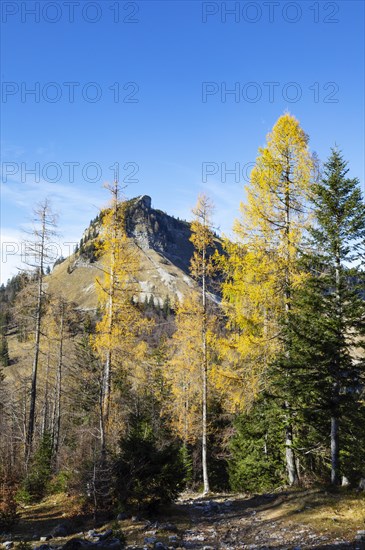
{"left": 79, "top": 195, "right": 195, "bottom": 275}
{"left": 48, "top": 196, "right": 220, "bottom": 310}
{"left": 125, "top": 196, "right": 194, "bottom": 274}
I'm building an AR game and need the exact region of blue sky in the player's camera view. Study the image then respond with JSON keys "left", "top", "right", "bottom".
{"left": 1, "top": 0, "right": 364, "bottom": 282}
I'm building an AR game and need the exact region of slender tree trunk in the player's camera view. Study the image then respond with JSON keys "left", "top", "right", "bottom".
{"left": 285, "top": 415, "right": 298, "bottom": 485}
{"left": 201, "top": 237, "right": 209, "bottom": 494}
{"left": 52, "top": 305, "right": 64, "bottom": 465}
{"left": 26, "top": 273, "right": 42, "bottom": 462}
{"left": 92, "top": 460, "right": 98, "bottom": 522}
{"left": 100, "top": 351, "right": 110, "bottom": 456}
{"left": 330, "top": 256, "right": 342, "bottom": 485}
{"left": 102, "top": 351, "right": 111, "bottom": 419}
{"left": 100, "top": 182, "right": 118, "bottom": 454}
{"left": 283, "top": 173, "right": 299, "bottom": 486}
{"left": 101, "top": 242, "right": 114, "bottom": 454}
{"left": 22, "top": 384, "right": 27, "bottom": 453}
{"left": 283, "top": 382, "right": 298, "bottom": 484}
{"left": 202, "top": 332, "right": 209, "bottom": 494}
{"left": 10, "top": 392, "right": 16, "bottom": 469}
{"left": 184, "top": 379, "right": 189, "bottom": 446}
{"left": 41, "top": 343, "right": 51, "bottom": 436}
{"left": 99, "top": 370, "right": 106, "bottom": 457}
{"left": 191, "top": 196, "right": 214, "bottom": 494}
{"left": 25, "top": 217, "right": 46, "bottom": 463}
{"left": 331, "top": 414, "right": 340, "bottom": 484}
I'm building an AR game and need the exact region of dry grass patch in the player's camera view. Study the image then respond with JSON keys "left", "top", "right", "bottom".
{"left": 262, "top": 488, "right": 365, "bottom": 539}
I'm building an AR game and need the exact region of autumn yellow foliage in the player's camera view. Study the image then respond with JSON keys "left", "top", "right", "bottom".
{"left": 92, "top": 189, "right": 150, "bottom": 449}
{"left": 220, "top": 113, "right": 314, "bottom": 411}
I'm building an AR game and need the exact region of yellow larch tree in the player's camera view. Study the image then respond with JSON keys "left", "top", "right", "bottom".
{"left": 166, "top": 291, "right": 218, "bottom": 483}
{"left": 167, "top": 293, "right": 204, "bottom": 446}
{"left": 165, "top": 195, "right": 218, "bottom": 493}
{"left": 221, "top": 113, "right": 314, "bottom": 485}
{"left": 189, "top": 194, "right": 216, "bottom": 493}
{"left": 93, "top": 182, "right": 148, "bottom": 453}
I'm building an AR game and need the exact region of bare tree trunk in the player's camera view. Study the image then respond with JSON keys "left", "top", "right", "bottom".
{"left": 52, "top": 304, "right": 64, "bottom": 465}
{"left": 25, "top": 200, "right": 57, "bottom": 464}
{"left": 99, "top": 368, "right": 106, "bottom": 456}
{"left": 285, "top": 415, "right": 298, "bottom": 485}
{"left": 25, "top": 228, "right": 45, "bottom": 463}
{"left": 184, "top": 379, "right": 189, "bottom": 446}
{"left": 331, "top": 257, "right": 341, "bottom": 485}
{"left": 283, "top": 377, "right": 298, "bottom": 484}
{"left": 10, "top": 393, "right": 16, "bottom": 470}
{"left": 22, "top": 384, "right": 27, "bottom": 453}
{"left": 201, "top": 221, "right": 209, "bottom": 495}
{"left": 331, "top": 415, "right": 340, "bottom": 484}
{"left": 101, "top": 349, "right": 111, "bottom": 454}
{"left": 41, "top": 343, "right": 51, "bottom": 436}
{"left": 283, "top": 174, "right": 299, "bottom": 486}
{"left": 100, "top": 238, "right": 114, "bottom": 455}
{"left": 100, "top": 181, "right": 118, "bottom": 455}
{"left": 202, "top": 325, "right": 209, "bottom": 494}
{"left": 191, "top": 195, "right": 214, "bottom": 494}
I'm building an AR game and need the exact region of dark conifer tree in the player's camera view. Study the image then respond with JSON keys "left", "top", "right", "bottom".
{"left": 278, "top": 149, "right": 365, "bottom": 484}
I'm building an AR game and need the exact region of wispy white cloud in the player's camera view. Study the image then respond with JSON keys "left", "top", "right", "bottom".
{"left": 0, "top": 142, "right": 26, "bottom": 159}
{"left": 0, "top": 226, "right": 80, "bottom": 284}
{"left": 0, "top": 174, "right": 110, "bottom": 282}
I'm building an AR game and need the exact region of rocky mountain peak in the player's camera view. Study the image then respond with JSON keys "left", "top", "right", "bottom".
{"left": 125, "top": 196, "right": 193, "bottom": 273}
{"left": 136, "top": 194, "right": 152, "bottom": 209}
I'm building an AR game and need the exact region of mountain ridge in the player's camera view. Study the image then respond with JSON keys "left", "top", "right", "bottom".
{"left": 46, "top": 195, "right": 219, "bottom": 310}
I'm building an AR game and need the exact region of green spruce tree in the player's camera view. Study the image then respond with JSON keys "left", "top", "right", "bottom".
{"left": 277, "top": 149, "right": 365, "bottom": 484}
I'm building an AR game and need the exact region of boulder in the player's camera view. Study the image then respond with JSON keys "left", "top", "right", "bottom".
{"left": 341, "top": 475, "right": 350, "bottom": 486}
{"left": 358, "top": 478, "right": 365, "bottom": 490}
{"left": 97, "top": 531, "right": 113, "bottom": 541}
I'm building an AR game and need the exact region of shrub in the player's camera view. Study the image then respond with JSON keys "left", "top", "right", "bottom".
{"left": 179, "top": 444, "right": 193, "bottom": 488}
{"left": 228, "top": 399, "right": 285, "bottom": 493}
{"left": 49, "top": 470, "right": 71, "bottom": 494}
{"left": 114, "top": 414, "right": 186, "bottom": 511}
{"left": 15, "top": 487, "right": 32, "bottom": 505}
{"left": 110, "top": 522, "right": 126, "bottom": 547}
{"left": 0, "top": 484, "right": 20, "bottom": 530}
{"left": 21, "top": 433, "right": 53, "bottom": 502}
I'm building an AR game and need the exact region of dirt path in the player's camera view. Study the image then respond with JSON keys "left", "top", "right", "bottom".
{"left": 7, "top": 490, "right": 365, "bottom": 549}
{"left": 172, "top": 492, "right": 362, "bottom": 549}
